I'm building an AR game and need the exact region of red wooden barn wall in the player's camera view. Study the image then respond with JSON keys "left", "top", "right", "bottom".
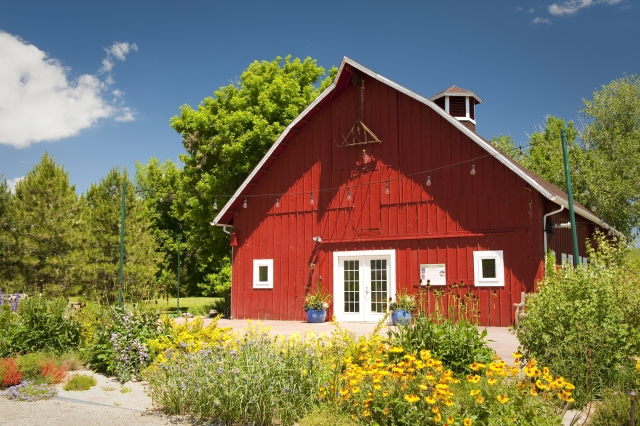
{"left": 230, "top": 68, "right": 592, "bottom": 326}
{"left": 542, "top": 199, "right": 596, "bottom": 267}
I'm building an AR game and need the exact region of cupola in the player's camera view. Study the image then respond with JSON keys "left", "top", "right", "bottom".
{"left": 429, "top": 86, "right": 482, "bottom": 132}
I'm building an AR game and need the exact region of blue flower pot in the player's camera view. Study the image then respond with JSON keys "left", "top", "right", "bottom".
{"left": 306, "top": 309, "right": 327, "bottom": 323}
{"left": 391, "top": 309, "right": 412, "bottom": 326}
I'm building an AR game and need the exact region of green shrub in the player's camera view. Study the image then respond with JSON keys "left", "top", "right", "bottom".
{"left": 515, "top": 234, "right": 640, "bottom": 406}
{"left": 84, "top": 306, "right": 164, "bottom": 382}
{"left": 387, "top": 316, "right": 494, "bottom": 375}
{"left": 587, "top": 388, "right": 631, "bottom": 426}
{"left": 63, "top": 374, "right": 97, "bottom": 391}
{"left": 0, "top": 296, "right": 81, "bottom": 356}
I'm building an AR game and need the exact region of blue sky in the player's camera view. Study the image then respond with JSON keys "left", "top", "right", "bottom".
{"left": 0, "top": 0, "right": 637, "bottom": 195}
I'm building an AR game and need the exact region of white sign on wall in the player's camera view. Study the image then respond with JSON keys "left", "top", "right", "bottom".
{"left": 420, "top": 264, "right": 446, "bottom": 286}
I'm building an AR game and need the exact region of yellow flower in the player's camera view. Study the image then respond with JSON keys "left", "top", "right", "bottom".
{"left": 425, "top": 396, "right": 436, "bottom": 404}
{"left": 351, "top": 387, "right": 360, "bottom": 394}
{"left": 464, "top": 418, "right": 473, "bottom": 426}
{"left": 404, "top": 394, "right": 420, "bottom": 403}
{"left": 419, "top": 384, "right": 429, "bottom": 391}
{"left": 339, "top": 388, "right": 349, "bottom": 396}
{"left": 374, "top": 384, "right": 382, "bottom": 390}
{"left": 476, "top": 395, "right": 485, "bottom": 404}
{"left": 434, "top": 413, "right": 442, "bottom": 422}
{"left": 497, "top": 394, "right": 509, "bottom": 404}
{"left": 382, "top": 391, "right": 389, "bottom": 397}
{"left": 470, "top": 362, "right": 486, "bottom": 371}
{"left": 467, "top": 374, "right": 481, "bottom": 384}
{"left": 487, "top": 378, "right": 498, "bottom": 385}
{"left": 512, "top": 351, "right": 523, "bottom": 359}
{"left": 470, "top": 389, "right": 481, "bottom": 396}
{"left": 447, "top": 416, "right": 455, "bottom": 423}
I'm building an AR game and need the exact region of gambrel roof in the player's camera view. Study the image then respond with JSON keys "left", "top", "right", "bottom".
{"left": 213, "top": 57, "right": 616, "bottom": 235}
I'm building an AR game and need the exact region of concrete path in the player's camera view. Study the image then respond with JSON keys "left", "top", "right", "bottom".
{"left": 174, "top": 317, "right": 520, "bottom": 362}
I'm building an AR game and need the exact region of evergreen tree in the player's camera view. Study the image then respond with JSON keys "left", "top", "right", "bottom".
{"left": 10, "top": 153, "right": 78, "bottom": 295}
{"left": 0, "top": 176, "right": 16, "bottom": 288}
{"left": 79, "top": 167, "right": 161, "bottom": 303}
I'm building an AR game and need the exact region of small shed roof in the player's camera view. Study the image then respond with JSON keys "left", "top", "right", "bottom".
{"left": 212, "top": 57, "right": 616, "bottom": 236}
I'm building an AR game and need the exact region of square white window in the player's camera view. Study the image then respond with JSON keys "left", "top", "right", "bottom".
{"left": 473, "top": 250, "right": 505, "bottom": 287}
{"left": 253, "top": 259, "right": 273, "bottom": 289}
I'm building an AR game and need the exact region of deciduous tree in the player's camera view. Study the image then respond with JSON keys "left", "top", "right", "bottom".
{"left": 167, "top": 55, "right": 335, "bottom": 294}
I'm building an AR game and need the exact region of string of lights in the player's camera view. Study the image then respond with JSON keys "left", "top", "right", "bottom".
{"left": 209, "top": 141, "right": 536, "bottom": 210}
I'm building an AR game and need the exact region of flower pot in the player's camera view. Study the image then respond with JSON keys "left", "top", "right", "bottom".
{"left": 391, "top": 309, "right": 412, "bottom": 326}
{"left": 306, "top": 309, "right": 327, "bottom": 323}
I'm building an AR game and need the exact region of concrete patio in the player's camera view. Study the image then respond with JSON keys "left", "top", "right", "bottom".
{"left": 174, "top": 317, "right": 520, "bottom": 362}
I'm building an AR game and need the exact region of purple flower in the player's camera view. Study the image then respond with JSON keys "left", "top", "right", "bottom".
{"left": 10, "top": 293, "right": 19, "bottom": 311}
{"left": 0, "top": 288, "right": 3, "bottom": 306}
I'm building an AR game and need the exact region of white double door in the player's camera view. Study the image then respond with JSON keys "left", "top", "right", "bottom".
{"left": 333, "top": 250, "right": 396, "bottom": 322}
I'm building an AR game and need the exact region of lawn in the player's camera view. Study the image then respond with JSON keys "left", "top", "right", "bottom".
{"left": 68, "top": 296, "right": 222, "bottom": 316}
{"left": 153, "top": 297, "right": 221, "bottom": 316}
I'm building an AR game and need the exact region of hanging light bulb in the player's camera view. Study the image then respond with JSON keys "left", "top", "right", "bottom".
{"left": 275, "top": 197, "right": 280, "bottom": 208}
{"left": 213, "top": 199, "right": 218, "bottom": 210}
{"left": 243, "top": 199, "right": 248, "bottom": 208}
{"left": 310, "top": 194, "right": 314, "bottom": 205}
{"left": 347, "top": 189, "right": 351, "bottom": 201}
{"left": 470, "top": 161, "right": 476, "bottom": 175}
{"left": 385, "top": 181, "right": 390, "bottom": 195}
{"left": 426, "top": 173, "right": 432, "bottom": 186}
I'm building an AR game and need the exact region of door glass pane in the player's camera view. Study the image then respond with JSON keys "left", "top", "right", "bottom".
{"left": 344, "top": 260, "right": 360, "bottom": 313}
{"left": 370, "top": 259, "right": 388, "bottom": 313}
{"left": 482, "top": 258, "right": 496, "bottom": 278}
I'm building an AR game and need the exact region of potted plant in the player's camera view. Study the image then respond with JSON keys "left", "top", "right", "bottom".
{"left": 389, "top": 290, "right": 416, "bottom": 326}
{"left": 302, "top": 283, "right": 332, "bottom": 323}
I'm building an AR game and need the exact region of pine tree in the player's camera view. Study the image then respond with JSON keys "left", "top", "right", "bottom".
{"left": 10, "top": 153, "right": 79, "bottom": 295}
{"left": 79, "top": 167, "right": 161, "bottom": 303}
{"left": 0, "top": 176, "right": 16, "bottom": 289}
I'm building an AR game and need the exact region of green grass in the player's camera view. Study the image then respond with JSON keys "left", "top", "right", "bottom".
{"left": 63, "top": 374, "right": 97, "bottom": 391}
{"left": 631, "top": 247, "right": 640, "bottom": 259}
{"left": 148, "top": 297, "right": 221, "bottom": 316}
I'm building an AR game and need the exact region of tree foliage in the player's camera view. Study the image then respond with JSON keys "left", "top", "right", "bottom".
{"left": 9, "top": 154, "right": 78, "bottom": 295}
{"left": 490, "top": 75, "right": 640, "bottom": 237}
{"left": 78, "top": 167, "right": 161, "bottom": 303}
{"left": 163, "top": 55, "right": 334, "bottom": 293}
{"left": 0, "top": 176, "right": 16, "bottom": 287}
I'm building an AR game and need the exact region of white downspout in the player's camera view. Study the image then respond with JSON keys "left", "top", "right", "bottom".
{"left": 543, "top": 205, "right": 564, "bottom": 272}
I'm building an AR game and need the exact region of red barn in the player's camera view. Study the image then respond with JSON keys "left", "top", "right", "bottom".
{"left": 212, "top": 57, "right": 614, "bottom": 326}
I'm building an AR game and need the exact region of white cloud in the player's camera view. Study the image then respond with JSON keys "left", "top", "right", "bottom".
{"left": 114, "top": 107, "right": 135, "bottom": 122}
{"left": 0, "top": 32, "right": 138, "bottom": 148}
{"left": 6, "top": 176, "right": 23, "bottom": 194}
{"left": 549, "top": 0, "right": 621, "bottom": 16}
{"left": 532, "top": 17, "right": 552, "bottom": 24}
{"left": 99, "top": 42, "right": 138, "bottom": 73}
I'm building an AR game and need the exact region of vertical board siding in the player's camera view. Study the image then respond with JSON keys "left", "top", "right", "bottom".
{"left": 229, "top": 68, "right": 597, "bottom": 326}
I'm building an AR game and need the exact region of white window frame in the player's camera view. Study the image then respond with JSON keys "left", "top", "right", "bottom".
{"left": 473, "top": 250, "right": 505, "bottom": 287}
{"left": 253, "top": 259, "right": 273, "bottom": 289}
